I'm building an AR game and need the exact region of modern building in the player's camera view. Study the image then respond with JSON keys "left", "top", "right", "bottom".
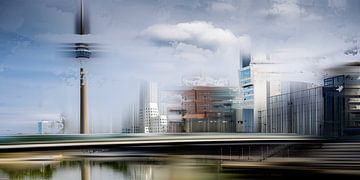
{"left": 139, "top": 82, "right": 167, "bottom": 133}
{"left": 238, "top": 51, "right": 255, "bottom": 132}
{"left": 159, "top": 115, "right": 168, "bottom": 133}
{"left": 180, "top": 86, "right": 238, "bottom": 133}
{"left": 237, "top": 49, "right": 269, "bottom": 133}
{"left": 260, "top": 85, "right": 324, "bottom": 136}
{"left": 323, "top": 75, "right": 360, "bottom": 136}
{"left": 258, "top": 72, "right": 360, "bottom": 137}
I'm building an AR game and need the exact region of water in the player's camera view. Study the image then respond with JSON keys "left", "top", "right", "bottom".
{"left": 0, "top": 150, "right": 358, "bottom": 179}
{"left": 0, "top": 154, "right": 225, "bottom": 180}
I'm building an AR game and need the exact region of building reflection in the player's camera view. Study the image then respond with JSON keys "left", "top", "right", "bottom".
{"left": 81, "top": 160, "right": 91, "bottom": 180}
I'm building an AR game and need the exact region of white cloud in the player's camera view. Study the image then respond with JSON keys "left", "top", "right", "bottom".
{"left": 265, "top": 0, "right": 322, "bottom": 21}
{"left": 141, "top": 21, "right": 239, "bottom": 51}
{"left": 174, "top": 43, "right": 213, "bottom": 62}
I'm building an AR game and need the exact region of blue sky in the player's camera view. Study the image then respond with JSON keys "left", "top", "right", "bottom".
{"left": 0, "top": 0, "right": 359, "bottom": 134}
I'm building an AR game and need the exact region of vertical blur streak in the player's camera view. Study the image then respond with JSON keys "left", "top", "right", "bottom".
{"left": 80, "top": 67, "right": 89, "bottom": 134}
{"left": 81, "top": 160, "right": 91, "bottom": 180}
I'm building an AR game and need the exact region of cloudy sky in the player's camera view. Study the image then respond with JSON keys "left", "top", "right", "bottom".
{"left": 0, "top": 0, "right": 359, "bottom": 134}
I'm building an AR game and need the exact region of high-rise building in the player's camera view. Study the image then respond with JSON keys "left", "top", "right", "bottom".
{"left": 238, "top": 50, "right": 255, "bottom": 132}
{"left": 139, "top": 82, "right": 167, "bottom": 133}
{"left": 237, "top": 49, "right": 268, "bottom": 132}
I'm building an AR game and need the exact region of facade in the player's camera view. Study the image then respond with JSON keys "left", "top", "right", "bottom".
{"left": 323, "top": 75, "right": 360, "bottom": 136}
{"left": 159, "top": 115, "right": 168, "bottom": 133}
{"left": 258, "top": 74, "right": 360, "bottom": 137}
{"left": 238, "top": 51, "right": 255, "bottom": 132}
{"left": 260, "top": 86, "right": 324, "bottom": 136}
{"left": 237, "top": 50, "right": 269, "bottom": 132}
{"left": 180, "top": 86, "right": 238, "bottom": 132}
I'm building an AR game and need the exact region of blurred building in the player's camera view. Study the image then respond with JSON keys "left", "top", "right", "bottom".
{"left": 180, "top": 86, "right": 238, "bottom": 133}
{"left": 37, "top": 115, "right": 65, "bottom": 134}
{"left": 121, "top": 102, "right": 139, "bottom": 133}
{"left": 139, "top": 81, "right": 167, "bottom": 133}
{"left": 323, "top": 75, "right": 360, "bottom": 136}
{"left": 237, "top": 51, "right": 255, "bottom": 132}
{"left": 237, "top": 50, "right": 268, "bottom": 132}
{"left": 260, "top": 85, "right": 324, "bottom": 136}
{"left": 159, "top": 89, "right": 184, "bottom": 133}
{"left": 257, "top": 62, "right": 360, "bottom": 137}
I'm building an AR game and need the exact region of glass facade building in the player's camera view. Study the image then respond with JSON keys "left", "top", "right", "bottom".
{"left": 258, "top": 74, "right": 360, "bottom": 137}
{"left": 237, "top": 52, "right": 255, "bottom": 132}
{"left": 323, "top": 75, "right": 360, "bottom": 136}
{"left": 259, "top": 87, "right": 324, "bottom": 136}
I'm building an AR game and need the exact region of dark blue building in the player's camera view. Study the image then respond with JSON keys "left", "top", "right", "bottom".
{"left": 323, "top": 75, "right": 360, "bottom": 136}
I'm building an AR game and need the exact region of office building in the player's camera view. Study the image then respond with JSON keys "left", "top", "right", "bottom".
{"left": 180, "top": 86, "right": 238, "bottom": 132}
{"left": 323, "top": 75, "right": 360, "bottom": 136}
{"left": 260, "top": 86, "right": 324, "bottom": 136}
{"left": 237, "top": 49, "right": 268, "bottom": 133}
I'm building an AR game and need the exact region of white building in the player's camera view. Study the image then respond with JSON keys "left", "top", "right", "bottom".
{"left": 139, "top": 82, "right": 167, "bottom": 133}
{"left": 159, "top": 115, "right": 168, "bottom": 133}
{"left": 37, "top": 115, "right": 65, "bottom": 134}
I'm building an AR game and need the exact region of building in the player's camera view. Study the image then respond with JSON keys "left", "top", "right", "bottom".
{"left": 258, "top": 73, "right": 360, "bottom": 137}
{"left": 37, "top": 115, "right": 65, "bottom": 134}
{"left": 121, "top": 102, "right": 139, "bottom": 133}
{"left": 159, "top": 115, "right": 168, "bottom": 133}
{"left": 180, "top": 86, "right": 238, "bottom": 133}
{"left": 237, "top": 50, "right": 268, "bottom": 133}
{"left": 323, "top": 75, "right": 360, "bottom": 136}
{"left": 159, "top": 90, "right": 184, "bottom": 133}
{"left": 238, "top": 51, "right": 255, "bottom": 132}
{"left": 260, "top": 86, "right": 324, "bottom": 136}
{"left": 139, "top": 82, "right": 167, "bottom": 133}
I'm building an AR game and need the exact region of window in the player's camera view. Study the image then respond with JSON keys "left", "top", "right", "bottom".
{"left": 240, "top": 69, "right": 251, "bottom": 79}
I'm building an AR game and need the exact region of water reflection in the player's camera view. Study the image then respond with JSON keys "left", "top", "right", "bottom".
{"left": 0, "top": 151, "right": 358, "bottom": 179}
{"left": 0, "top": 155, "right": 218, "bottom": 180}
{"left": 81, "top": 160, "right": 90, "bottom": 180}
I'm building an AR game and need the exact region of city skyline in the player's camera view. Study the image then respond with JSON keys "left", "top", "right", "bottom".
{"left": 0, "top": 0, "right": 360, "bottom": 134}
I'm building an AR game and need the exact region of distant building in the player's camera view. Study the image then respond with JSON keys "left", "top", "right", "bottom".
{"left": 180, "top": 86, "right": 238, "bottom": 133}
{"left": 159, "top": 115, "right": 168, "bottom": 133}
{"left": 121, "top": 102, "right": 139, "bottom": 133}
{"left": 37, "top": 115, "right": 65, "bottom": 134}
{"left": 37, "top": 120, "right": 47, "bottom": 134}
{"left": 161, "top": 90, "right": 184, "bottom": 133}
{"left": 139, "top": 82, "right": 167, "bottom": 133}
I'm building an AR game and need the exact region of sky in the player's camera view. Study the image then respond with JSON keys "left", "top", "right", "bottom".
{"left": 0, "top": 0, "right": 359, "bottom": 134}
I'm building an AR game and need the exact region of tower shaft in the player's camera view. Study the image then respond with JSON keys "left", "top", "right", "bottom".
{"left": 80, "top": 67, "right": 89, "bottom": 134}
